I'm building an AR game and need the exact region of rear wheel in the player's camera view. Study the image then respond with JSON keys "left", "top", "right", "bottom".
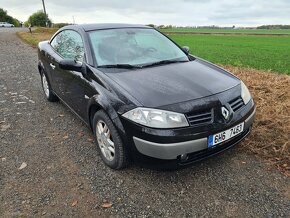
{"left": 41, "top": 71, "right": 58, "bottom": 102}
{"left": 93, "top": 110, "right": 129, "bottom": 169}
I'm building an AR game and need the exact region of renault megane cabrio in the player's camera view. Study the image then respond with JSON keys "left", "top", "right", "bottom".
{"left": 37, "top": 24, "right": 255, "bottom": 169}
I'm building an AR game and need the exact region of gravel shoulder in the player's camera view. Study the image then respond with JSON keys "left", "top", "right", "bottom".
{"left": 0, "top": 28, "right": 289, "bottom": 217}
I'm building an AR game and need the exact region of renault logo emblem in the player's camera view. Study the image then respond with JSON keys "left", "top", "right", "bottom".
{"left": 221, "top": 107, "right": 230, "bottom": 121}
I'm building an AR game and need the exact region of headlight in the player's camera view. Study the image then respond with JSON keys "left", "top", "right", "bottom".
{"left": 122, "top": 107, "right": 189, "bottom": 128}
{"left": 241, "top": 81, "right": 251, "bottom": 104}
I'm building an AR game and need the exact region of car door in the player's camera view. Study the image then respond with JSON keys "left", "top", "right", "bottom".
{"left": 49, "top": 29, "right": 96, "bottom": 120}
{"left": 57, "top": 31, "right": 96, "bottom": 120}
{"left": 48, "top": 30, "right": 70, "bottom": 101}
{"left": 48, "top": 30, "right": 84, "bottom": 105}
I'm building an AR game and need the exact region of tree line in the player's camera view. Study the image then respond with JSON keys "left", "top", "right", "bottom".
{"left": 0, "top": 8, "right": 70, "bottom": 28}
{"left": 257, "top": 25, "right": 290, "bottom": 29}
{"left": 0, "top": 8, "right": 20, "bottom": 26}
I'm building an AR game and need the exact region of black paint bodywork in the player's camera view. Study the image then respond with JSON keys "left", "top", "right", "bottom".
{"left": 37, "top": 23, "right": 255, "bottom": 165}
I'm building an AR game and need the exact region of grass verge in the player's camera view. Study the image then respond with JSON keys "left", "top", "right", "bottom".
{"left": 224, "top": 66, "right": 290, "bottom": 176}
{"left": 16, "top": 27, "right": 58, "bottom": 47}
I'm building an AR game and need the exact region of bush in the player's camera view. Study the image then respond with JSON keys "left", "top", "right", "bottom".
{"left": 27, "top": 10, "right": 52, "bottom": 27}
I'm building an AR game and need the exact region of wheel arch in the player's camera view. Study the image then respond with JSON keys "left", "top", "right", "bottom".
{"left": 38, "top": 63, "right": 52, "bottom": 84}
{"left": 38, "top": 60, "right": 45, "bottom": 75}
{"left": 88, "top": 103, "right": 102, "bottom": 130}
{"left": 87, "top": 94, "right": 128, "bottom": 143}
{"left": 87, "top": 94, "right": 119, "bottom": 130}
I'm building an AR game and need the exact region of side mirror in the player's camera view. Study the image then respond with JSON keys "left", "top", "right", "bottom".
{"left": 182, "top": 46, "right": 190, "bottom": 55}
{"left": 59, "top": 59, "right": 82, "bottom": 72}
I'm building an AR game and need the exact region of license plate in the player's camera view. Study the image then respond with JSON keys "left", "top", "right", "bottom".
{"left": 208, "top": 122, "right": 244, "bottom": 148}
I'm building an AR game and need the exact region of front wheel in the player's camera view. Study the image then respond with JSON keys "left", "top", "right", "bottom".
{"left": 41, "top": 71, "right": 58, "bottom": 102}
{"left": 93, "top": 110, "right": 129, "bottom": 169}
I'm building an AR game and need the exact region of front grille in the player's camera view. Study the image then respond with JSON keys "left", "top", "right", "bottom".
{"left": 186, "top": 109, "right": 213, "bottom": 126}
{"left": 229, "top": 97, "right": 244, "bottom": 112}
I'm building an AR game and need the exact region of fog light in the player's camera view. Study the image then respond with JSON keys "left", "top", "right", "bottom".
{"left": 180, "top": 154, "right": 188, "bottom": 161}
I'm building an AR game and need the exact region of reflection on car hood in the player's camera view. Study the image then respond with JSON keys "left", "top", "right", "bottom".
{"left": 104, "top": 59, "right": 240, "bottom": 108}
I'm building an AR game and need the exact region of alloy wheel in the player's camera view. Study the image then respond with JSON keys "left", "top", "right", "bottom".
{"left": 96, "top": 120, "right": 115, "bottom": 161}
{"left": 42, "top": 74, "right": 50, "bottom": 97}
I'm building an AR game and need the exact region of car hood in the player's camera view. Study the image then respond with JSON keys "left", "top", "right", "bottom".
{"left": 104, "top": 59, "right": 240, "bottom": 108}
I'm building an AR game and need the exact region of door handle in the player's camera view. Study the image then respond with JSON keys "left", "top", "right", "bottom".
{"left": 50, "top": 63, "right": 56, "bottom": 70}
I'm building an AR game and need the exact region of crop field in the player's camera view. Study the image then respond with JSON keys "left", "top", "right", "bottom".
{"left": 167, "top": 34, "right": 290, "bottom": 75}
{"left": 161, "top": 28, "right": 290, "bottom": 35}
{"left": 17, "top": 28, "right": 290, "bottom": 75}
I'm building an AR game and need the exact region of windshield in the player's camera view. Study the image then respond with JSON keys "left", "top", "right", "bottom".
{"left": 88, "top": 28, "right": 189, "bottom": 67}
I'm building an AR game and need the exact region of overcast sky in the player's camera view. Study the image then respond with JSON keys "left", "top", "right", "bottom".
{"left": 2, "top": 0, "right": 290, "bottom": 27}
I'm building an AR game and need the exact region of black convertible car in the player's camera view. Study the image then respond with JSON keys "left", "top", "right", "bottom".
{"left": 37, "top": 23, "right": 255, "bottom": 169}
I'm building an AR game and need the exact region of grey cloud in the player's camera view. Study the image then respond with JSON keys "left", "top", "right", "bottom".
{"left": 1, "top": 0, "right": 289, "bottom": 26}
{"left": 208, "top": 0, "right": 290, "bottom": 25}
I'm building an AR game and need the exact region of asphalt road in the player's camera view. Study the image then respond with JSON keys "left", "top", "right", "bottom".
{"left": 0, "top": 28, "right": 289, "bottom": 217}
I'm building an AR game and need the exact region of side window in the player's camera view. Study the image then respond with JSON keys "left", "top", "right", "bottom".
{"left": 50, "top": 31, "right": 63, "bottom": 52}
{"left": 50, "top": 30, "right": 84, "bottom": 61}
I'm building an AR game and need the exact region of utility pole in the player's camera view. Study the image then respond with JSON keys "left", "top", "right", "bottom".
{"left": 42, "top": 0, "right": 48, "bottom": 27}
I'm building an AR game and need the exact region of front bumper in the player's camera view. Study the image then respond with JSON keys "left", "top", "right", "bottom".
{"left": 132, "top": 107, "right": 255, "bottom": 160}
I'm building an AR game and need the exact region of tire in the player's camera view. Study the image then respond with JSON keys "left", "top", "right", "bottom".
{"left": 40, "top": 70, "right": 58, "bottom": 102}
{"left": 93, "top": 110, "right": 129, "bottom": 169}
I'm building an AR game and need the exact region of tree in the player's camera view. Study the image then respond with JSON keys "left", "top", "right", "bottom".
{"left": 27, "top": 10, "right": 51, "bottom": 27}
{"left": 0, "top": 8, "right": 20, "bottom": 26}
{"left": 257, "top": 25, "right": 290, "bottom": 29}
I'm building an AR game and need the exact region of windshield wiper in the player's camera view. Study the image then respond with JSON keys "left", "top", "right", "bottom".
{"left": 141, "top": 59, "right": 189, "bottom": 68}
{"left": 97, "top": 64, "right": 142, "bottom": 69}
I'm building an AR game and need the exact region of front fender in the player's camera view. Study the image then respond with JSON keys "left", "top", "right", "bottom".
{"left": 87, "top": 94, "right": 125, "bottom": 133}
{"left": 87, "top": 94, "right": 128, "bottom": 145}
{"left": 88, "top": 93, "right": 119, "bottom": 120}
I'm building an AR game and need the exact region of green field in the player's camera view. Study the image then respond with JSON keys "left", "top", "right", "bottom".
{"left": 167, "top": 34, "right": 290, "bottom": 74}
{"left": 161, "top": 28, "right": 290, "bottom": 35}
{"left": 17, "top": 28, "right": 290, "bottom": 75}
